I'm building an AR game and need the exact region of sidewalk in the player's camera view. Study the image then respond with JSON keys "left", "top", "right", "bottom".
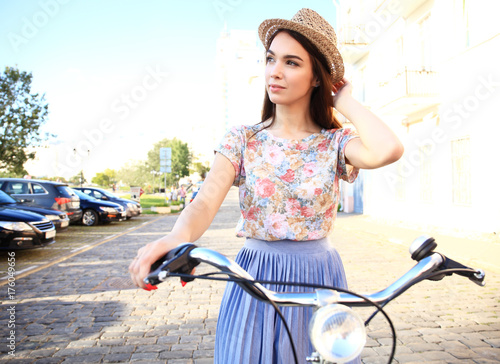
{"left": 334, "top": 212, "right": 500, "bottom": 274}
{"left": 0, "top": 187, "right": 498, "bottom": 363}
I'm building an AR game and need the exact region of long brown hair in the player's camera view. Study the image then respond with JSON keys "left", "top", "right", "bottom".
{"left": 259, "top": 29, "right": 342, "bottom": 133}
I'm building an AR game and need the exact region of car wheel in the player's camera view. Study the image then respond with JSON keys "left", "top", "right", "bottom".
{"left": 82, "top": 209, "right": 98, "bottom": 226}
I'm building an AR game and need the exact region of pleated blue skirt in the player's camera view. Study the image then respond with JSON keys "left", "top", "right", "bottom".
{"left": 214, "top": 238, "right": 361, "bottom": 364}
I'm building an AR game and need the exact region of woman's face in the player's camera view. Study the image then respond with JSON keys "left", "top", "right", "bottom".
{"left": 265, "top": 31, "right": 318, "bottom": 107}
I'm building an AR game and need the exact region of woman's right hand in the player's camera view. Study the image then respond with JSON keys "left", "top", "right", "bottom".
{"left": 129, "top": 239, "right": 173, "bottom": 290}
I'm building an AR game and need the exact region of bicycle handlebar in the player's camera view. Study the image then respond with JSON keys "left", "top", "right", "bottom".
{"left": 144, "top": 236, "right": 485, "bottom": 308}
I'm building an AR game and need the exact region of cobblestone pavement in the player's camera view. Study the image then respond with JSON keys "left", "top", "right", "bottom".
{"left": 1, "top": 187, "right": 499, "bottom": 363}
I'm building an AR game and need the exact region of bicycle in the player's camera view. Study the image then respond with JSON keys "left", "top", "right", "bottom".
{"left": 144, "top": 235, "right": 486, "bottom": 363}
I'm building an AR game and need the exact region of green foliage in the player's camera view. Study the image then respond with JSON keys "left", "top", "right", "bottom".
{"left": 191, "top": 161, "right": 210, "bottom": 179}
{"left": 0, "top": 67, "right": 52, "bottom": 174}
{"left": 69, "top": 171, "right": 86, "bottom": 186}
{"left": 139, "top": 194, "right": 169, "bottom": 208}
{"left": 92, "top": 168, "right": 117, "bottom": 187}
{"left": 147, "top": 138, "right": 192, "bottom": 186}
{"left": 41, "top": 175, "right": 67, "bottom": 183}
{"left": 0, "top": 170, "right": 24, "bottom": 178}
{"left": 117, "top": 160, "right": 151, "bottom": 187}
{"left": 46, "top": 176, "right": 68, "bottom": 183}
{"left": 95, "top": 138, "right": 192, "bottom": 189}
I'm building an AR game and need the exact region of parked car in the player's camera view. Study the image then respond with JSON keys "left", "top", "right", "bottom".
{"left": 0, "top": 190, "right": 69, "bottom": 231}
{"left": 0, "top": 207, "right": 56, "bottom": 250}
{"left": 72, "top": 187, "right": 142, "bottom": 219}
{"left": 72, "top": 189, "right": 127, "bottom": 226}
{"left": 0, "top": 178, "right": 82, "bottom": 224}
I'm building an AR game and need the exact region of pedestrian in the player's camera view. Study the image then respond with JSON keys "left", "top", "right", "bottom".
{"left": 179, "top": 185, "right": 186, "bottom": 205}
{"left": 129, "top": 8, "right": 403, "bottom": 364}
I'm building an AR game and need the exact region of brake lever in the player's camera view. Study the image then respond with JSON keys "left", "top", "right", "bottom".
{"left": 440, "top": 254, "right": 486, "bottom": 287}
{"left": 144, "top": 243, "right": 200, "bottom": 287}
{"left": 409, "top": 237, "right": 486, "bottom": 287}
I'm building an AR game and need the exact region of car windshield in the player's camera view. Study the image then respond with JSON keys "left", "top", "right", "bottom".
{"left": 0, "top": 190, "right": 17, "bottom": 204}
{"left": 100, "top": 189, "right": 118, "bottom": 198}
{"left": 72, "top": 189, "right": 95, "bottom": 201}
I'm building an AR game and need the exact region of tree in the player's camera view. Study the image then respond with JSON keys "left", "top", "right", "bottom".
{"left": 48, "top": 176, "right": 68, "bottom": 183}
{"left": 69, "top": 171, "right": 86, "bottom": 186}
{"left": 92, "top": 169, "right": 117, "bottom": 187}
{"left": 191, "top": 161, "right": 210, "bottom": 180}
{"left": 117, "top": 161, "right": 150, "bottom": 187}
{"left": 147, "top": 138, "right": 191, "bottom": 187}
{"left": 0, "top": 67, "right": 51, "bottom": 174}
{"left": 105, "top": 138, "right": 191, "bottom": 191}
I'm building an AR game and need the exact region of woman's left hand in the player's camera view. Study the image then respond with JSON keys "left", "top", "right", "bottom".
{"left": 332, "top": 77, "right": 353, "bottom": 108}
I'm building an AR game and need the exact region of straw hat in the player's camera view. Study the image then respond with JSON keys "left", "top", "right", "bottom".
{"left": 258, "top": 8, "right": 344, "bottom": 84}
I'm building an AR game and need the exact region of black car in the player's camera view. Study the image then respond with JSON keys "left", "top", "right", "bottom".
{"left": 72, "top": 189, "right": 127, "bottom": 226}
{"left": 73, "top": 187, "right": 142, "bottom": 219}
{"left": 0, "top": 178, "right": 83, "bottom": 224}
{"left": 0, "top": 190, "right": 69, "bottom": 231}
{"left": 0, "top": 207, "right": 56, "bottom": 250}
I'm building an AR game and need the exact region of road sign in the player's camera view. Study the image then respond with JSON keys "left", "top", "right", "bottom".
{"left": 160, "top": 147, "right": 172, "bottom": 174}
{"left": 160, "top": 147, "right": 171, "bottom": 161}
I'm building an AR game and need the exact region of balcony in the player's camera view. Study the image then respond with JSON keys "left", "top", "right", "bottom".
{"left": 339, "top": 25, "right": 372, "bottom": 62}
{"left": 367, "top": 68, "right": 440, "bottom": 114}
{"left": 340, "top": 25, "right": 370, "bottom": 47}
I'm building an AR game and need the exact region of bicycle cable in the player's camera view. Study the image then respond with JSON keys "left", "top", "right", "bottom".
{"left": 169, "top": 271, "right": 300, "bottom": 364}
{"left": 249, "top": 279, "right": 300, "bottom": 364}
{"left": 168, "top": 271, "right": 396, "bottom": 364}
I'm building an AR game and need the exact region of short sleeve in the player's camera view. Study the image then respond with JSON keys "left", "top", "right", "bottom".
{"left": 214, "top": 126, "right": 246, "bottom": 186}
{"left": 336, "top": 128, "right": 360, "bottom": 183}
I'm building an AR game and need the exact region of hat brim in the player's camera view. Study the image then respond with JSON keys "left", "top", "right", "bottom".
{"left": 258, "top": 18, "right": 344, "bottom": 84}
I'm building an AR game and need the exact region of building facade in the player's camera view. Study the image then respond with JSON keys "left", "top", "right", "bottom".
{"left": 337, "top": 0, "right": 500, "bottom": 234}
{"left": 216, "top": 28, "right": 265, "bottom": 131}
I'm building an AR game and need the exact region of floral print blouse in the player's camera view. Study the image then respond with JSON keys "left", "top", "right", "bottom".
{"left": 215, "top": 124, "right": 359, "bottom": 241}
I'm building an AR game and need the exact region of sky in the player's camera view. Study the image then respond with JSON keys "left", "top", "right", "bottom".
{"left": 0, "top": 0, "right": 339, "bottom": 179}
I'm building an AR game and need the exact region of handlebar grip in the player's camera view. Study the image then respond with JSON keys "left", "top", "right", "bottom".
{"left": 144, "top": 243, "right": 200, "bottom": 286}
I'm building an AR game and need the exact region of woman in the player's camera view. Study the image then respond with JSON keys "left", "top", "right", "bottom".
{"left": 129, "top": 8, "right": 403, "bottom": 363}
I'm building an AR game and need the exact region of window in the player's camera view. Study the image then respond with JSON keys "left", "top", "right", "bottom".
{"left": 417, "top": 14, "right": 433, "bottom": 71}
{"left": 395, "top": 161, "right": 406, "bottom": 202}
{"left": 458, "top": 0, "right": 500, "bottom": 48}
{"left": 419, "top": 144, "right": 433, "bottom": 203}
{"left": 32, "top": 184, "right": 47, "bottom": 194}
{"left": 6, "top": 182, "right": 29, "bottom": 194}
{"left": 57, "top": 186, "right": 75, "bottom": 196}
{"left": 451, "top": 137, "right": 471, "bottom": 205}
{"left": 82, "top": 189, "right": 95, "bottom": 197}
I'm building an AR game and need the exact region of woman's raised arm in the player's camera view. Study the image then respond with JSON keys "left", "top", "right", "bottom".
{"left": 333, "top": 78, "right": 404, "bottom": 169}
